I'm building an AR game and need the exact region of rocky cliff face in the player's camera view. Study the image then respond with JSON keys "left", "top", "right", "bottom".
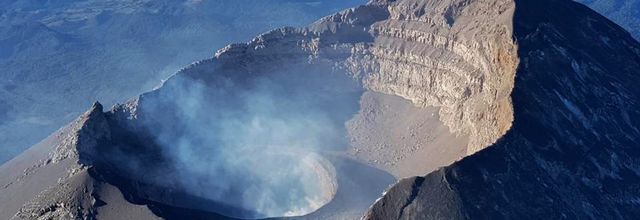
{"left": 157, "top": 0, "right": 518, "bottom": 156}
{"left": 365, "top": 0, "right": 640, "bottom": 218}
{"left": 348, "top": 0, "right": 518, "bottom": 154}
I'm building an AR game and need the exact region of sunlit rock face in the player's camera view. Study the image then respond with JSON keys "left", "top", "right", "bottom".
{"left": 348, "top": 0, "right": 519, "bottom": 155}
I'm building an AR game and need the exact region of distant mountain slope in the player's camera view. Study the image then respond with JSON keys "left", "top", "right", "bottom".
{"left": 0, "top": 0, "right": 365, "bottom": 163}
{"left": 366, "top": 0, "right": 640, "bottom": 218}
{"left": 578, "top": 0, "right": 640, "bottom": 39}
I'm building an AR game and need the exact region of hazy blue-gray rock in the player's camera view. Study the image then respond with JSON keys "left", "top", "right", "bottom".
{"left": 578, "top": 0, "right": 640, "bottom": 40}
{"left": 0, "top": 0, "right": 365, "bottom": 163}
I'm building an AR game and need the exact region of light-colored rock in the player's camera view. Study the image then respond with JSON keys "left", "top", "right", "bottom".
{"left": 201, "top": 0, "right": 519, "bottom": 155}
{"left": 349, "top": 0, "right": 518, "bottom": 154}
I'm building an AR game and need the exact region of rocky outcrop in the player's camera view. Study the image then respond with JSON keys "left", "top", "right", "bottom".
{"left": 365, "top": 0, "right": 640, "bottom": 218}
{"left": 48, "top": 102, "right": 111, "bottom": 166}
{"left": 0, "top": 102, "right": 112, "bottom": 220}
{"left": 13, "top": 171, "right": 99, "bottom": 220}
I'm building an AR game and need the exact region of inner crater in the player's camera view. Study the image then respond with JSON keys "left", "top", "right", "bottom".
{"left": 102, "top": 62, "right": 368, "bottom": 219}
{"left": 225, "top": 152, "right": 337, "bottom": 218}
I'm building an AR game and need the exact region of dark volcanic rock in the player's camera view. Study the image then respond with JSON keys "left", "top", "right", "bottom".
{"left": 365, "top": 0, "right": 640, "bottom": 219}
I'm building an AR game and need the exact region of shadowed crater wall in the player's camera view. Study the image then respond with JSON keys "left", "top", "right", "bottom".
{"left": 96, "top": 59, "right": 369, "bottom": 219}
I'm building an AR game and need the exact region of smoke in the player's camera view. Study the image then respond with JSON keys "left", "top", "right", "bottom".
{"left": 127, "top": 64, "right": 363, "bottom": 218}
{"left": 0, "top": 0, "right": 367, "bottom": 164}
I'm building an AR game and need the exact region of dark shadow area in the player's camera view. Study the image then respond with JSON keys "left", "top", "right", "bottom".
{"left": 448, "top": 0, "right": 640, "bottom": 217}
{"left": 82, "top": 54, "right": 396, "bottom": 219}
{"left": 88, "top": 167, "right": 242, "bottom": 220}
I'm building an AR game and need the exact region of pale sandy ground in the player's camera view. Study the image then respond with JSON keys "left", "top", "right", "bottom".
{"left": 347, "top": 91, "right": 468, "bottom": 179}
{"left": 93, "top": 182, "right": 160, "bottom": 220}
{"left": 0, "top": 125, "right": 159, "bottom": 220}
{"left": 0, "top": 128, "right": 68, "bottom": 219}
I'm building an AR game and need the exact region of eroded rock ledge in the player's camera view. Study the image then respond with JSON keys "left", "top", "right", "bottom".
{"left": 351, "top": 0, "right": 518, "bottom": 154}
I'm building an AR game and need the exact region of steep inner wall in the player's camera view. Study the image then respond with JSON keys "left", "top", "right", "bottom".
{"left": 109, "top": 64, "right": 359, "bottom": 219}
{"left": 349, "top": 0, "right": 518, "bottom": 154}
{"left": 103, "top": 45, "right": 398, "bottom": 219}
